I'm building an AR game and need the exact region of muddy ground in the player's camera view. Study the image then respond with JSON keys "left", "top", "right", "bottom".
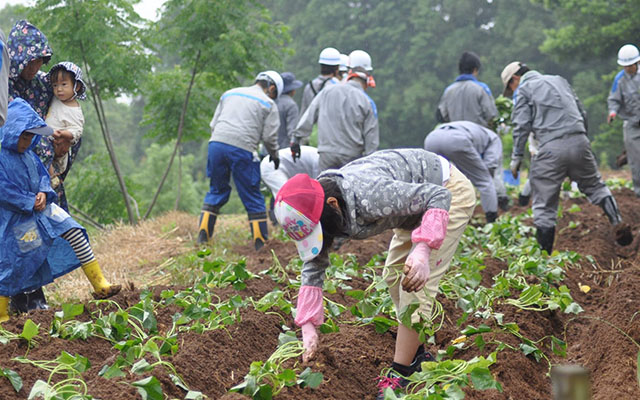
{"left": 1, "top": 189, "right": 639, "bottom": 399}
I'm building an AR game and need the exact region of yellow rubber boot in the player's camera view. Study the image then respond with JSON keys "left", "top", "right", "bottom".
{"left": 197, "top": 210, "right": 217, "bottom": 245}
{"left": 81, "top": 259, "right": 121, "bottom": 299}
{"left": 0, "top": 296, "right": 9, "bottom": 323}
{"left": 249, "top": 212, "right": 269, "bottom": 251}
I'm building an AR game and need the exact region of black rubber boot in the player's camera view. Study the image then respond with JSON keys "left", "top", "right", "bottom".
{"left": 248, "top": 212, "right": 268, "bottom": 251}
{"left": 268, "top": 197, "right": 278, "bottom": 226}
{"left": 518, "top": 194, "right": 530, "bottom": 207}
{"left": 485, "top": 211, "right": 498, "bottom": 223}
{"left": 498, "top": 196, "right": 511, "bottom": 211}
{"left": 535, "top": 226, "right": 555, "bottom": 254}
{"left": 599, "top": 196, "right": 623, "bottom": 225}
{"left": 599, "top": 196, "right": 633, "bottom": 246}
{"left": 197, "top": 204, "right": 218, "bottom": 245}
{"left": 10, "top": 288, "right": 48, "bottom": 314}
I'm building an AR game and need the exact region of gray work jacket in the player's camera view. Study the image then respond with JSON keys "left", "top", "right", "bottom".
{"left": 300, "top": 75, "right": 339, "bottom": 116}
{"left": 438, "top": 78, "right": 498, "bottom": 128}
{"left": 208, "top": 84, "right": 279, "bottom": 158}
{"left": 294, "top": 80, "right": 379, "bottom": 158}
{"left": 607, "top": 69, "right": 640, "bottom": 121}
{"left": 511, "top": 71, "right": 587, "bottom": 160}
{"left": 301, "top": 149, "right": 451, "bottom": 287}
{"left": 275, "top": 94, "right": 299, "bottom": 149}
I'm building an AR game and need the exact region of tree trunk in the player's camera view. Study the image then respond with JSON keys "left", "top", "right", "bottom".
{"left": 79, "top": 47, "right": 137, "bottom": 225}
{"left": 174, "top": 145, "right": 182, "bottom": 211}
{"left": 143, "top": 50, "right": 201, "bottom": 219}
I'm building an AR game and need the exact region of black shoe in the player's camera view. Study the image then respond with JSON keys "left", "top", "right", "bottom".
{"left": 410, "top": 348, "right": 435, "bottom": 370}
{"left": 535, "top": 226, "right": 555, "bottom": 254}
{"left": 10, "top": 288, "right": 49, "bottom": 314}
{"left": 498, "top": 196, "right": 511, "bottom": 211}
{"left": 518, "top": 194, "right": 530, "bottom": 207}
{"left": 485, "top": 211, "right": 497, "bottom": 223}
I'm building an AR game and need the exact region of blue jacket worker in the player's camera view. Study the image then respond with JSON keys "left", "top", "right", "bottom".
{"left": 0, "top": 99, "right": 120, "bottom": 322}
{"left": 198, "top": 71, "right": 283, "bottom": 250}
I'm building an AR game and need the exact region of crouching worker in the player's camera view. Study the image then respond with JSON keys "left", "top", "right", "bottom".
{"left": 0, "top": 99, "right": 120, "bottom": 322}
{"left": 273, "top": 149, "right": 475, "bottom": 399}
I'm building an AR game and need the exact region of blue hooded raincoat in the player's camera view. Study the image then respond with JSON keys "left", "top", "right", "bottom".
{"left": 0, "top": 98, "right": 84, "bottom": 296}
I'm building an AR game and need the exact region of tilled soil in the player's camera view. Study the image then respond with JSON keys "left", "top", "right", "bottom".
{"left": 1, "top": 190, "right": 640, "bottom": 399}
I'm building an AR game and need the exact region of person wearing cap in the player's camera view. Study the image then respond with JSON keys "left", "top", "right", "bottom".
{"left": 274, "top": 149, "right": 476, "bottom": 399}
{"left": 34, "top": 62, "right": 87, "bottom": 212}
{"left": 275, "top": 72, "right": 303, "bottom": 150}
{"left": 424, "top": 121, "right": 503, "bottom": 223}
{"left": 0, "top": 99, "right": 121, "bottom": 322}
{"left": 607, "top": 44, "right": 640, "bottom": 197}
{"left": 197, "top": 71, "right": 282, "bottom": 251}
{"left": 0, "top": 28, "right": 9, "bottom": 127}
{"left": 299, "top": 47, "right": 341, "bottom": 116}
{"left": 501, "top": 61, "right": 633, "bottom": 253}
{"left": 292, "top": 49, "right": 379, "bottom": 171}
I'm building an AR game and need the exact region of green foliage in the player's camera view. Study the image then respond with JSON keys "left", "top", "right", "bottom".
{"left": 0, "top": 4, "right": 28, "bottom": 34}
{"left": 130, "top": 142, "right": 207, "bottom": 217}
{"left": 65, "top": 152, "right": 136, "bottom": 224}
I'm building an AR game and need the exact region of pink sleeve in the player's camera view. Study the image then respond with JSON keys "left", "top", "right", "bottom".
{"left": 411, "top": 208, "right": 449, "bottom": 249}
{"left": 294, "top": 285, "right": 324, "bottom": 327}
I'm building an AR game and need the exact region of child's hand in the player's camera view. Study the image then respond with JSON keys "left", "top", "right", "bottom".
{"left": 34, "top": 192, "right": 47, "bottom": 212}
{"left": 301, "top": 323, "right": 319, "bottom": 362}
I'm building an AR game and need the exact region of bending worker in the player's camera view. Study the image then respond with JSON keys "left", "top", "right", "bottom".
{"left": 424, "top": 120, "right": 502, "bottom": 223}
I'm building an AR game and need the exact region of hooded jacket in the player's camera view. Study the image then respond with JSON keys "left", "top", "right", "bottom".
{"left": 0, "top": 99, "right": 84, "bottom": 296}
{"left": 7, "top": 20, "right": 53, "bottom": 118}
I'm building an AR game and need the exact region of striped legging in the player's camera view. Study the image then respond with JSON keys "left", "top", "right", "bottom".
{"left": 60, "top": 228, "right": 96, "bottom": 265}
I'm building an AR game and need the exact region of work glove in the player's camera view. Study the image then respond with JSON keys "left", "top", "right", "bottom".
{"left": 509, "top": 158, "right": 521, "bottom": 179}
{"left": 290, "top": 142, "right": 301, "bottom": 162}
{"left": 485, "top": 211, "right": 497, "bottom": 223}
{"left": 270, "top": 154, "right": 280, "bottom": 170}
{"left": 616, "top": 150, "right": 628, "bottom": 168}
{"left": 301, "top": 323, "right": 318, "bottom": 362}
{"left": 401, "top": 242, "right": 431, "bottom": 293}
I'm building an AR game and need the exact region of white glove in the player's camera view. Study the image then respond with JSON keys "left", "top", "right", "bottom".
{"left": 301, "top": 323, "right": 318, "bottom": 362}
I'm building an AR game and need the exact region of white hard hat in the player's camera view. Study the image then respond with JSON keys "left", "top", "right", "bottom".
{"left": 255, "top": 70, "right": 284, "bottom": 98}
{"left": 348, "top": 50, "right": 372, "bottom": 71}
{"left": 339, "top": 54, "right": 349, "bottom": 72}
{"left": 617, "top": 44, "right": 640, "bottom": 66}
{"left": 318, "top": 47, "right": 341, "bottom": 65}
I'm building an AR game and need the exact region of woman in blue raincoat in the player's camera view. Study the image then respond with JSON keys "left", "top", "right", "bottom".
{"left": 0, "top": 99, "right": 120, "bottom": 322}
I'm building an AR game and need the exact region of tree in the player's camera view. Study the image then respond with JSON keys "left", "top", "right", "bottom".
{"left": 30, "top": 0, "right": 154, "bottom": 224}
{"left": 140, "top": 0, "right": 289, "bottom": 218}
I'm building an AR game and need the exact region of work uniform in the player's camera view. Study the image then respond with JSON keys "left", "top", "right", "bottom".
{"left": 512, "top": 71, "right": 611, "bottom": 228}
{"left": 299, "top": 75, "right": 339, "bottom": 117}
{"left": 203, "top": 84, "right": 279, "bottom": 216}
{"left": 424, "top": 121, "right": 502, "bottom": 214}
{"left": 0, "top": 29, "right": 9, "bottom": 126}
{"left": 608, "top": 69, "right": 640, "bottom": 196}
{"left": 295, "top": 149, "right": 475, "bottom": 325}
{"left": 294, "top": 80, "right": 379, "bottom": 170}
{"left": 260, "top": 146, "right": 320, "bottom": 197}
{"left": 275, "top": 94, "right": 299, "bottom": 149}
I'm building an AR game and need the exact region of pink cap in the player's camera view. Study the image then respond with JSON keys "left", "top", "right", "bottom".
{"left": 274, "top": 174, "right": 325, "bottom": 261}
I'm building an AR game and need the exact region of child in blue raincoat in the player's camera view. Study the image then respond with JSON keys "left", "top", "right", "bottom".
{"left": 0, "top": 99, "right": 120, "bottom": 322}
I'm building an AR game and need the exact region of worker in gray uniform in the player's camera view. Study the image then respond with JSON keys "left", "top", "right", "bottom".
{"left": 607, "top": 44, "right": 640, "bottom": 197}
{"left": 424, "top": 121, "right": 502, "bottom": 223}
{"left": 299, "top": 47, "right": 341, "bottom": 117}
{"left": 292, "top": 50, "right": 379, "bottom": 171}
{"left": 437, "top": 51, "right": 509, "bottom": 210}
{"left": 275, "top": 72, "right": 303, "bottom": 149}
{"left": 502, "top": 61, "right": 633, "bottom": 252}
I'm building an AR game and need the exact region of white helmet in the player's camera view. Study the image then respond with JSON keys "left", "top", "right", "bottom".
{"left": 318, "top": 47, "right": 341, "bottom": 65}
{"left": 348, "top": 50, "right": 373, "bottom": 71}
{"left": 255, "top": 70, "right": 283, "bottom": 98}
{"left": 617, "top": 44, "right": 640, "bottom": 66}
{"left": 339, "top": 54, "right": 349, "bottom": 72}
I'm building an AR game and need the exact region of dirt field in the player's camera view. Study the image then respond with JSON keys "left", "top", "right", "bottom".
{"left": 1, "top": 188, "right": 639, "bottom": 399}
